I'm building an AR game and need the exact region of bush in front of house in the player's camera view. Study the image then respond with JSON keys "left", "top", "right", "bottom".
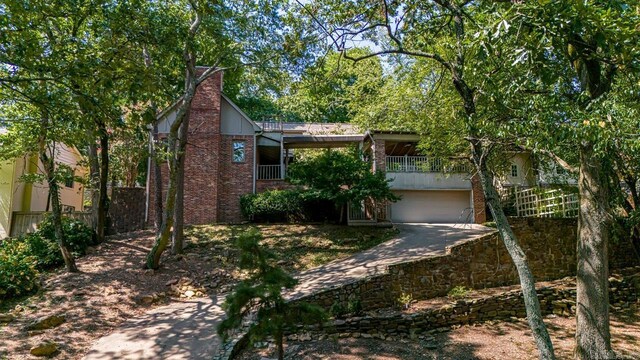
{"left": 0, "top": 239, "right": 40, "bottom": 299}
{"left": 36, "top": 216, "right": 95, "bottom": 257}
{"left": 240, "top": 189, "right": 306, "bottom": 222}
{"left": 0, "top": 216, "right": 95, "bottom": 299}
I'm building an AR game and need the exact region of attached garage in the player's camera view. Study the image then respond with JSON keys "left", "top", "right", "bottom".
{"left": 390, "top": 190, "right": 472, "bottom": 223}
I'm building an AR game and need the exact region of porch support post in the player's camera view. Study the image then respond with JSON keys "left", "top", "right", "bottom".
{"left": 280, "top": 140, "right": 284, "bottom": 180}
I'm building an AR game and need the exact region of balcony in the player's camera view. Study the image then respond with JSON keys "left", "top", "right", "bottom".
{"left": 257, "top": 164, "right": 284, "bottom": 180}
{"left": 385, "top": 156, "right": 472, "bottom": 190}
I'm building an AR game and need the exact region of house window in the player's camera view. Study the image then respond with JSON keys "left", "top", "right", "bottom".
{"left": 510, "top": 164, "right": 518, "bottom": 177}
{"left": 65, "top": 171, "right": 75, "bottom": 188}
{"left": 232, "top": 141, "right": 246, "bottom": 162}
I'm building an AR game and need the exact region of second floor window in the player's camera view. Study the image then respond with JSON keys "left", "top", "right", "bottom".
{"left": 233, "top": 141, "right": 246, "bottom": 162}
{"left": 65, "top": 171, "right": 75, "bottom": 188}
{"left": 511, "top": 164, "right": 519, "bottom": 178}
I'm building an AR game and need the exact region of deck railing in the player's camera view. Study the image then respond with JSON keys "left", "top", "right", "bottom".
{"left": 10, "top": 211, "right": 92, "bottom": 238}
{"left": 257, "top": 165, "right": 284, "bottom": 180}
{"left": 385, "top": 156, "right": 469, "bottom": 173}
{"left": 260, "top": 121, "right": 284, "bottom": 132}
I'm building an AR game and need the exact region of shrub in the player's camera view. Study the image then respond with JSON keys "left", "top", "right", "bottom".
{"left": 37, "top": 215, "right": 95, "bottom": 256}
{"left": 447, "top": 285, "right": 471, "bottom": 299}
{"left": 0, "top": 239, "right": 39, "bottom": 299}
{"left": 218, "top": 229, "right": 326, "bottom": 360}
{"left": 22, "top": 232, "right": 63, "bottom": 269}
{"left": 240, "top": 189, "right": 306, "bottom": 222}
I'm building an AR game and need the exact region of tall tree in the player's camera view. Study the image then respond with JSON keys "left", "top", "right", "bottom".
{"left": 304, "top": 1, "right": 556, "bottom": 357}
{"left": 143, "top": 0, "right": 289, "bottom": 268}
{"left": 491, "top": 2, "right": 640, "bottom": 358}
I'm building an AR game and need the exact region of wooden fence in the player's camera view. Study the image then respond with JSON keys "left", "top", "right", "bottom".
{"left": 10, "top": 211, "right": 92, "bottom": 237}
{"left": 500, "top": 186, "right": 578, "bottom": 218}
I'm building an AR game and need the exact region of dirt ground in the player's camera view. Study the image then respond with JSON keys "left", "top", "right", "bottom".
{"left": 0, "top": 225, "right": 396, "bottom": 360}
{"left": 239, "top": 308, "right": 640, "bottom": 360}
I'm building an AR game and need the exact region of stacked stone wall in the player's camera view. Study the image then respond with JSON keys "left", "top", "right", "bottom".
{"left": 296, "top": 218, "right": 639, "bottom": 311}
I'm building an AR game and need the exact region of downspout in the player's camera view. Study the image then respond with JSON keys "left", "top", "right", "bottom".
{"left": 252, "top": 132, "right": 257, "bottom": 194}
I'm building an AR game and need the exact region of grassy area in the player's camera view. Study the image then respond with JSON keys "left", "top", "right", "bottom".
{"left": 185, "top": 224, "right": 398, "bottom": 273}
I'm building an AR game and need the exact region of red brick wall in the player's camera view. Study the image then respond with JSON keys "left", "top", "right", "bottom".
{"left": 147, "top": 71, "right": 224, "bottom": 225}
{"left": 217, "top": 135, "right": 254, "bottom": 223}
{"left": 471, "top": 174, "right": 487, "bottom": 224}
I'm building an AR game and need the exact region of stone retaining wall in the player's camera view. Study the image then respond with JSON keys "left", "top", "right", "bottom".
{"left": 296, "top": 218, "right": 639, "bottom": 311}
{"left": 293, "top": 270, "right": 639, "bottom": 340}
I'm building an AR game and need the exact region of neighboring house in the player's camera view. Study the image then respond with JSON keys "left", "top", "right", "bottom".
{"left": 0, "top": 143, "right": 86, "bottom": 239}
{"left": 148, "top": 69, "right": 492, "bottom": 225}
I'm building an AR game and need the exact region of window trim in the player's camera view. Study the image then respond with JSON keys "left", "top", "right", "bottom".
{"left": 232, "top": 140, "right": 246, "bottom": 163}
{"left": 510, "top": 164, "right": 518, "bottom": 178}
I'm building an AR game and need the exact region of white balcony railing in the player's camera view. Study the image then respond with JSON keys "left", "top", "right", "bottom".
{"left": 257, "top": 165, "right": 284, "bottom": 180}
{"left": 385, "top": 156, "right": 469, "bottom": 173}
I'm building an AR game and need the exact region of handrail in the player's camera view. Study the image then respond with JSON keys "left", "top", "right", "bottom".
{"left": 257, "top": 164, "right": 284, "bottom": 180}
{"left": 385, "top": 156, "right": 469, "bottom": 173}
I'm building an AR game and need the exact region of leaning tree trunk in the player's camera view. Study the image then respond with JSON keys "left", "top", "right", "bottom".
{"left": 172, "top": 110, "right": 190, "bottom": 255}
{"left": 41, "top": 147, "right": 78, "bottom": 272}
{"left": 146, "top": 134, "right": 180, "bottom": 269}
{"left": 470, "top": 140, "right": 555, "bottom": 360}
{"left": 575, "top": 142, "right": 614, "bottom": 360}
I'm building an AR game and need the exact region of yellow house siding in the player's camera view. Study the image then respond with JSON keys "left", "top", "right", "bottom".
{"left": 0, "top": 159, "right": 16, "bottom": 239}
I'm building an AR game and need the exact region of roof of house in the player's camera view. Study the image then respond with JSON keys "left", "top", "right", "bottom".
{"left": 259, "top": 121, "right": 362, "bottom": 135}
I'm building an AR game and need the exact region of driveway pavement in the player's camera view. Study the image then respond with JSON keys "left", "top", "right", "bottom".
{"left": 83, "top": 223, "right": 494, "bottom": 359}
{"left": 287, "top": 223, "right": 494, "bottom": 300}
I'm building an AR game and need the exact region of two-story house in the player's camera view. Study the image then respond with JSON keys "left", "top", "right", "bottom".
{"left": 148, "top": 68, "right": 491, "bottom": 225}
{"left": 0, "top": 140, "right": 86, "bottom": 239}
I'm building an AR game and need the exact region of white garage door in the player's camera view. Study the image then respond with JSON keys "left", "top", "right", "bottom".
{"left": 391, "top": 190, "right": 472, "bottom": 223}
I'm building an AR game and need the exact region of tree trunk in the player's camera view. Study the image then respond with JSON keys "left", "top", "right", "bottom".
{"left": 146, "top": 135, "right": 179, "bottom": 269}
{"left": 151, "top": 122, "right": 164, "bottom": 233}
{"left": 172, "top": 110, "right": 189, "bottom": 255}
{"left": 276, "top": 331, "right": 284, "bottom": 360}
{"left": 470, "top": 140, "right": 556, "bottom": 360}
{"left": 41, "top": 146, "right": 78, "bottom": 272}
{"left": 575, "top": 142, "right": 614, "bottom": 360}
{"left": 87, "top": 136, "right": 100, "bottom": 240}
{"left": 96, "top": 123, "right": 110, "bottom": 242}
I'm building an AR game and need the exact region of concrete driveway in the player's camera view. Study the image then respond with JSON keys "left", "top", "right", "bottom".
{"left": 287, "top": 223, "right": 495, "bottom": 300}
{"left": 84, "top": 223, "right": 494, "bottom": 360}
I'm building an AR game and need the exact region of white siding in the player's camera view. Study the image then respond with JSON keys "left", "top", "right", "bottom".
{"left": 386, "top": 172, "right": 471, "bottom": 190}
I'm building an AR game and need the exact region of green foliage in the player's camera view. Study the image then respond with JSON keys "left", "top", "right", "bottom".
{"left": 37, "top": 216, "right": 95, "bottom": 257}
{"left": 218, "top": 229, "right": 326, "bottom": 356}
{"left": 447, "top": 286, "right": 471, "bottom": 300}
{"left": 397, "top": 292, "right": 413, "bottom": 310}
{"left": 0, "top": 239, "right": 39, "bottom": 299}
{"left": 287, "top": 148, "right": 399, "bottom": 208}
{"left": 240, "top": 190, "right": 306, "bottom": 222}
{"left": 20, "top": 233, "right": 63, "bottom": 270}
